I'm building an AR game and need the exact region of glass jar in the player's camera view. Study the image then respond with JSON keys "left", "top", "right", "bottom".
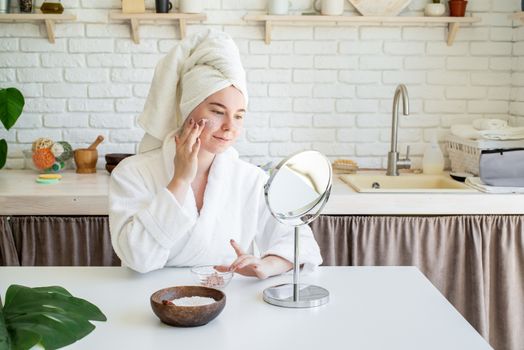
{"left": 0, "top": 0, "right": 11, "bottom": 14}
{"left": 40, "top": 0, "right": 63, "bottom": 14}
{"left": 19, "top": 0, "right": 34, "bottom": 13}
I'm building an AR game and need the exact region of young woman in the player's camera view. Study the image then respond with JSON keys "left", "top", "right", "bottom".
{"left": 109, "top": 30, "right": 322, "bottom": 277}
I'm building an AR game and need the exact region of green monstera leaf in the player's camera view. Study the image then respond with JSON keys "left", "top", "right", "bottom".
{"left": 0, "top": 87, "right": 25, "bottom": 169}
{"left": 0, "top": 139, "right": 6, "bottom": 169}
{"left": 0, "top": 88, "right": 24, "bottom": 131}
{"left": 0, "top": 295, "right": 11, "bottom": 349}
{"left": 0, "top": 285, "right": 106, "bottom": 350}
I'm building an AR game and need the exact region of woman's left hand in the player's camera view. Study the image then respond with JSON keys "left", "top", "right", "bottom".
{"left": 215, "top": 239, "right": 292, "bottom": 280}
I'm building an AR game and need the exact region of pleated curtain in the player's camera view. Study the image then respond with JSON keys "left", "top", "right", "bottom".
{"left": 310, "top": 215, "right": 524, "bottom": 350}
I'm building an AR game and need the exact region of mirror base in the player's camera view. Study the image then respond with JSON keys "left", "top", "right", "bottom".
{"left": 263, "top": 283, "right": 329, "bottom": 308}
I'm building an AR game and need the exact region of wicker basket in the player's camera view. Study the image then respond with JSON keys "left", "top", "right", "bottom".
{"left": 446, "top": 134, "right": 524, "bottom": 176}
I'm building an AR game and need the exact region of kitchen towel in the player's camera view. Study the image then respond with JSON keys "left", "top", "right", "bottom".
{"left": 451, "top": 124, "right": 524, "bottom": 141}
{"left": 465, "top": 177, "right": 524, "bottom": 193}
{"left": 472, "top": 118, "right": 508, "bottom": 131}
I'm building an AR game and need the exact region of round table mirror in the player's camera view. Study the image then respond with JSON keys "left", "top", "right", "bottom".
{"left": 263, "top": 150, "right": 332, "bottom": 308}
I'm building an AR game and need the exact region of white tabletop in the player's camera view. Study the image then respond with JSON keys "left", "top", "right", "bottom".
{"left": 0, "top": 266, "right": 492, "bottom": 350}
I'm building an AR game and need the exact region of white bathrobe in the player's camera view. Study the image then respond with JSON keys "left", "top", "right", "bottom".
{"left": 109, "top": 132, "right": 323, "bottom": 273}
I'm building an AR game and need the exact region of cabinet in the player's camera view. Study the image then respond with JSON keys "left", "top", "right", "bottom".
{"left": 310, "top": 214, "right": 524, "bottom": 350}
{"left": 0, "top": 216, "right": 120, "bottom": 266}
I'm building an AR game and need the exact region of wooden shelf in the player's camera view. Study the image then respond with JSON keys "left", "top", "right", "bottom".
{"left": 109, "top": 11, "right": 206, "bottom": 44}
{"left": 243, "top": 14, "right": 481, "bottom": 45}
{"left": 0, "top": 11, "right": 76, "bottom": 43}
{"left": 510, "top": 12, "right": 524, "bottom": 23}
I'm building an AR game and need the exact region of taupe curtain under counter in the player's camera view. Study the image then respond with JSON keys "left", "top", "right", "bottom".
{"left": 1, "top": 216, "right": 120, "bottom": 266}
{"left": 1, "top": 214, "right": 522, "bottom": 350}
{"left": 310, "top": 215, "right": 524, "bottom": 350}
{"left": 0, "top": 217, "right": 19, "bottom": 266}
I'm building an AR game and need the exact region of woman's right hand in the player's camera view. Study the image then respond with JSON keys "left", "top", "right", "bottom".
{"left": 172, "top": 118, "right": 206, "bottom": 185}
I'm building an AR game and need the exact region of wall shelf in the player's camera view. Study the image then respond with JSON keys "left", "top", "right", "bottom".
{"left": 0, "top": 11, "right": 76, "bottom": 43}
{"left": 510, "top": 12, "right": 524, "bottom": 23}
{"left": 109, "top": 11, "right": 206, "bottom": 44}
{"left": 243, "top": 14, "right": 481, "bottom": 46}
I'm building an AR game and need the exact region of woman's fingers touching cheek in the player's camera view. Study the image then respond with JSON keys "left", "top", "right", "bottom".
{"left": 191, "top": 137, "right": 201, "bottom": 157}
{"left": 180, "top": 118, "right": 194, "bottom": 143}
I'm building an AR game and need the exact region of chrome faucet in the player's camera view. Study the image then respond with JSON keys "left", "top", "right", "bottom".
{"left": 386, "top": 84, "right": 411, "bottom": 176}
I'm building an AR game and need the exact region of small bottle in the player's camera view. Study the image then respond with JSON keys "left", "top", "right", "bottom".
{"left": 40, "top": 0, "right": 64, "bottom": 14}
{"left": 422, "top": 133, "right": 445, "bottom": 174}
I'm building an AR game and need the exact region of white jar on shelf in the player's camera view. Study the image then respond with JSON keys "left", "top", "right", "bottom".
{"left": 424, "top": 2, "right": 446, "bottom": 16}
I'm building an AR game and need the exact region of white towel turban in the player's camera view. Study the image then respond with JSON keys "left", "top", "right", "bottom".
{"left": 137, "top": 29, "right": 248, "bottom": 152}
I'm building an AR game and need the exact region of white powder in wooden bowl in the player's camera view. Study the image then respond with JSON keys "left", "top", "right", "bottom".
{"left": 172, "top": 296, "right": 216, "bottom": 307}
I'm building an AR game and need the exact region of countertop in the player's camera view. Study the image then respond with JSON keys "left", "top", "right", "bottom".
{"left": 0, "top": 266, "right": 492, "bottom": 350}
{"left": 1, "top": 169, "right": 523, "bottom": 215}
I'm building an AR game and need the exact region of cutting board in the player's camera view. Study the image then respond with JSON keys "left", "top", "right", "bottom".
{"left": 348, "top": 0, "right": 412, "bottom": 16}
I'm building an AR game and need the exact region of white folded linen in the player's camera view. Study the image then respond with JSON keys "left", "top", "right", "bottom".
{"left": 465, "top": 177, "right": 524, "bottom": 193}
{"left": 450, "top": 125, "right": 482, "bottom": 140}
{"left": 479, "top": 127, "right": 524, "bottom": 140}
{"left": 472, "top": 118, "right": 508, "bottom": 131}
{"left": 450, "top": 124, "right": 524, "bottom": 141}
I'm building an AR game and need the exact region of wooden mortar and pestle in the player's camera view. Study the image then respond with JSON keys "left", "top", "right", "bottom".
{"left": 74, "top": 135, "right": 104, "bottom": 174}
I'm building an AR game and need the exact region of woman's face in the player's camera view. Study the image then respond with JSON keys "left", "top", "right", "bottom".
{"left": 186, "top": 86, "right": 246, "bottom": 154}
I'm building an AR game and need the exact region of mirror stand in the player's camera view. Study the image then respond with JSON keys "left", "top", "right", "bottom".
{"left": 262, "top": 150, "right": 332, "bottom": 308}
{"left": 262, "top": 226, "right": 330, "bottom": 308}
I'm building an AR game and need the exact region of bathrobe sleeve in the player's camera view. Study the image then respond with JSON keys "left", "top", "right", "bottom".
{"left": 109, "top": 158, "right": 196, "bottom": 273}
{"left": 253, "top": 173, "right": 323, "bottom": 272}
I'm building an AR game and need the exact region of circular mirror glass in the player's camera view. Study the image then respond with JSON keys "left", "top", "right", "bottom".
{"left": 264, "top": 150, "right": 332, "bottom": 226}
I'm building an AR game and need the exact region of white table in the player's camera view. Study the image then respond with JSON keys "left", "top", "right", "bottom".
{"left": 0, "top": 266, "right": 492, "bottom": 350}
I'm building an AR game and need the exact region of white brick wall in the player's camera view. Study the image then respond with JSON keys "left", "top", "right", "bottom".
{"left": 0, "top": 0, "right": 522, "bottom": 170}
{"left": 511, "top": 15, "right": 524, "bottom": 125}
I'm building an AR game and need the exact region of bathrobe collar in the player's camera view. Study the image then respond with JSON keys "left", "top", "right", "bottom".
{"left": 161, "top": 130, "right": 239, "bottom": 265}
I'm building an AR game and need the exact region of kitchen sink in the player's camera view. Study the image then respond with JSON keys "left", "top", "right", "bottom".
{"left": 340, "top": 174, "right": 477, "bottom": 193}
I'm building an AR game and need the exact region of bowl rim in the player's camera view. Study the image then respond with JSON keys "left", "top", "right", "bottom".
{"left": 104, "top": 153, "right": 135, "bottom": 161}
{"left": 150, "top": 285, "right": 226, "bottom": 307}
{"left": 190, "top": 265, "right": 233, "bottom": 277}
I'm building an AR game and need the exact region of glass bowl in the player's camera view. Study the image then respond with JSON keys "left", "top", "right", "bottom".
{"left": 190, "top": 265, "right": 233, "bottom": 289}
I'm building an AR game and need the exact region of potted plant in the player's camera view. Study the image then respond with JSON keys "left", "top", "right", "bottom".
{"left": 448, "top": 0, "right": 468, "bottom": 17}
{"left": 424, "top": 0, "right": 445, "bottom": 16}
{"left": 0, "top": 284, "right": 106, "bottom": 349}
{"left": 0, "top": 87, "right": 24, "bottom": 169}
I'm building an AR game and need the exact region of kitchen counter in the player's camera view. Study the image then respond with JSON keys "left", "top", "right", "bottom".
{"left": 0, "top": 170, "right": 109, "bottom": 215}
{"left": 0, "top": 266, "right": 492, "bottom": 350}
{"left": 1, "top": 169, "right": 524, "bottom": 215}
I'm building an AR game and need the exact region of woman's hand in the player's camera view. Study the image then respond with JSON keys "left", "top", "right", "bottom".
{"left": 172, "top": 118, "right": 206, "bottom": 185}
{"left": 215, "top": 239, "right": 293, "bottom": 280}
{"left": 166, "top": 118, "right": 206, "bottom": 202}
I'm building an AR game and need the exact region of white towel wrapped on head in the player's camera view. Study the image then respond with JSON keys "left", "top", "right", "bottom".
{"left": 137, "top": 29, "right": 248, "bottom": 153}
{"left": 472, "top": 118, "right": 508, "bottom": 131}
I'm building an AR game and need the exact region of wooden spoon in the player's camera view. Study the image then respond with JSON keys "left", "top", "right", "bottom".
{"left": 88, "top": 135, "right": 104, "bottom": 150}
